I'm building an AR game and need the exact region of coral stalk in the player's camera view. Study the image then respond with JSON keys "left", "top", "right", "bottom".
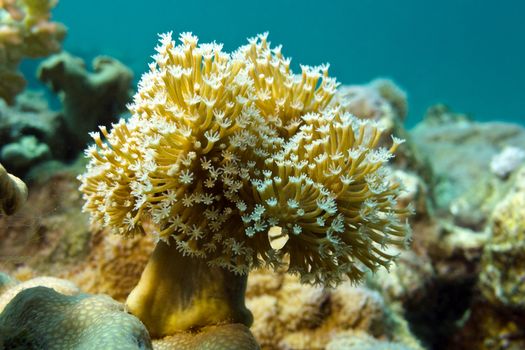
{"left": 126, "top": 238, "right": 252, "bottom": 337}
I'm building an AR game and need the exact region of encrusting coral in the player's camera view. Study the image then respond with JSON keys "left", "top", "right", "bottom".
{"left": 326, "top": 331, "right": 414, "bottom": 350}
{"left": 78, "top": 32, "right": 412, "bottom": 339}
{"left": 152, "top": 324, "right": 260, "bottom": 350}
{"left": 0, "top": 162, "right": 27, "bottom": 215}
{"left": 0, "top": 0, "right": 66, "bottom": 104}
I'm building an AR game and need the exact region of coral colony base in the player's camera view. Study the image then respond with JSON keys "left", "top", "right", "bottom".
{"left": 77, "top": 32, "right": 412, "bottom": 338}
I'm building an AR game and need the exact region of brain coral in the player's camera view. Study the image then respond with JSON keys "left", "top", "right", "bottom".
{"left": 79, "top": 32, "right": 411, "bottom": 286}
{"left": 0, "top": 286, "right": 151, "bottom": 349}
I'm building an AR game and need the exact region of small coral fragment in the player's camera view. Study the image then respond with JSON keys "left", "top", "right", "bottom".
{"left": 0, "top": 162, "right": 27, "bottom": 215}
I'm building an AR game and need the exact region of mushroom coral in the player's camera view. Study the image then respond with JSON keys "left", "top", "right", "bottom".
{"left": 78, "top": 32, "right": 412, "bottom": 338}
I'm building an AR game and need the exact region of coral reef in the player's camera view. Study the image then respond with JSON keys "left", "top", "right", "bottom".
{"left": 446, "top": 168, "right": 525, "bottom": 349}
{"left": 0, "top": 0, "right": 66, "bottom": 104}
{"left": 411, "top": 104, "right": 525, "bottom": 229}
{"left": 0, "top": 286, "right": 152, "bottom": 349}
{"left": 0, "top": 161, "right": 26, "bottom": 215}
{"left": 449, "top": 300, "right": 525, "bottom": 350}
{"left": 7, "top": 20, "right": 520, "bottom": 348}
{"left": 246, "top": 268, "right": 423, "bottom": 350}
{"left": 0, "top": 52, "right": 133, "bottom": 177}
{"left": 479, "top": 166, "right": 525, "bottom": 309}
{"left": 78, "top": 32, "right": 412, "bottom": 338}
{"left": 38, "top": 51, "right": 133, "bottom": 151}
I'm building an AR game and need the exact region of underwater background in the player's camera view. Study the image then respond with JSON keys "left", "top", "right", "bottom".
{"left": 44, "top": 0, "right": 525, "bottom": 127}
{"left": 2, "top": 1, "right": 525, "bottom": 349}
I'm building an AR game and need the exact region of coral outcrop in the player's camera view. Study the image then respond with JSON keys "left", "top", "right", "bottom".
{"left": 0, "top": 0, "right": 66, "bottom": 104}
{"left": 333, "top": 78, "right": 407, "bottom": 132}
{"left": 490, "top": 146, "right": 525, "bottom": 179}
{"left": 447, "top": 166, "right": 525, "bottom": 349}
{"left": 246, "top": 268, "right": 423, "bottom": 350}
{"left": 0, "top": 91, "right": 66, "bottom": 174}
{"left": 38, "top": 51, "right": 133, "bottom": 152}
{"left": 479, "top": 166, "right": 525, "bottom": 309}
{"left": 411, "top": 105, "right": 525, "bottom": 229}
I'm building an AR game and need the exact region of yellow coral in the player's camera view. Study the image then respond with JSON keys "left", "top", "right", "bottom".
{"left": 80, "top": 32, "right": 410, "bottom": 284}
{"left": 78, "top": 32, "right": 411, "bottom": 336}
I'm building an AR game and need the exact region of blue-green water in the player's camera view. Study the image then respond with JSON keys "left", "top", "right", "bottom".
{"left": 49, "top": 0, "right": 525, "bottom": 127}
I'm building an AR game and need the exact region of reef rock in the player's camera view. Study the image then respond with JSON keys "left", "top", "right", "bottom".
{"left": 479, "top": 165, "right": 525, "bottom": 309}
{"left": 246, "top": 268, "right": 423, "bottom": 350}
{"left": 0, "top": 166, "right": 91, "bottom": 277}
{"left": 410, "top": 105, "right": 525, "bottom": 229}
